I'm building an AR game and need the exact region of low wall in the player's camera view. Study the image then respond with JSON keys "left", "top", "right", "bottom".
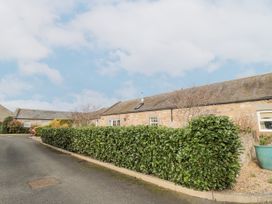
{"left": 239, "top": 132, "right": 258, "bottom": 166}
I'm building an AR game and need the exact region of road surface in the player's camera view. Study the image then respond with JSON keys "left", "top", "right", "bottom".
{"left": 0, "top": 135, "right": 230, "bottom": 204}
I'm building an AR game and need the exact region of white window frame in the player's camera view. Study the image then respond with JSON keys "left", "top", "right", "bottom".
{"left": 23, "top": 121, "right": 32, "bottom": 128}
{"left": 149, "top": 116, "right": 159, "bottom": 126}
{"left": 109, "top": 119, "right": 121, "bottom": 126}
{"left": 257, "top": 110, "right": 272, "bottom": 132}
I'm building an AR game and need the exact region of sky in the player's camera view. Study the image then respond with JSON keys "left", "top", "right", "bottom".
{"left": 0, "top": 0, "right": 272, "bottom": 112}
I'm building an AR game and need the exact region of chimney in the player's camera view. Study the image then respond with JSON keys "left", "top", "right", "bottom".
{"left": 140, "top": 91, "right": 144, "bottom": 103}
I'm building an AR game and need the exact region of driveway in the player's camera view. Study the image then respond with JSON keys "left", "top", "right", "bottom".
{"left": 0, "top": 135, "right": 229, "bottom": 204}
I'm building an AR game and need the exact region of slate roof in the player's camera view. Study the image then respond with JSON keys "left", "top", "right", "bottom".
{"left": 90, "top": 108, "right": 108, "bottom": 119}
{"left": 14, "top": 108, "right": 73, "bottom": 120}
{"left": 76, "top": 108, "right": 108, "bottom": 120}
{"left": 0, "top": 105, "right": 13, "bottom": 122}
{"left": 103, "top": 72, "right": 272, "bottom": 116}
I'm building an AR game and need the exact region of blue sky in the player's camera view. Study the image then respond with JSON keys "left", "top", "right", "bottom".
{"left": 0, "top": 0, "right": 272, "bottom": 111}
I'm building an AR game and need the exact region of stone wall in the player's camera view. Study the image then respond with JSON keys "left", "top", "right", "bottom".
{"left": 17, "top": 119, "right": 51, "bottom": 127}
{"left": 99, "top": 100, "right": 272, "bottom": 134}
{"left": 239, "top": 133, "right": 258, "bottom": 166}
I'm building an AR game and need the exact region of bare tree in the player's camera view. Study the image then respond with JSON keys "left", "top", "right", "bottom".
{"left": 171, "top": 86, "right": 216, "bottom": 126}
{"left": 233, "top": 112, "right": 255, "bottom": 133}
{"left": 71, "top": 104, "right": 99, "bottom": 127}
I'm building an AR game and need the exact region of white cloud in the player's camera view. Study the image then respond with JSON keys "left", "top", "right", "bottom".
{"left": 2, "top": 0, "right": 272, "bottom": 79}
{"left": 73, "top": 0, "right": 272, "bottom": 76}
{"left": 0, "top": 89, "right": 118, "bottom": 112}
{"left": 19, "top": 62, "right": 63, "bottom": 84}
{"left": 72, "top": 89, "right": 118, "bottom": 109}
{"left": 0, "top": 99, "right": 69, "bottom": 112}
{"left": 115, "top": 81, "right": 139, "bottom": 99}
{"left": 0, "top": 75, "right": 32, "bottom": 97}
{"left": 43, "top": 26, "right": 86, "bottom": 48}
{"left": 0, "top": 0, "right": 86, "bottom": 83}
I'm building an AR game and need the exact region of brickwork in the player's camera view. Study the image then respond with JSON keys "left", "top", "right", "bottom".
{"left": 99, "top": 100, "right": 272, "bottom": 134}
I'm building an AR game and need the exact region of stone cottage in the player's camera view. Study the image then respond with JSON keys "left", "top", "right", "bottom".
{"left": 0, "top": 105, "right": 13, "bottom": 122}
{"left": 99, "top": 73, "right": 272, "bottom": 135}
{"left": 14, "top": 108, "right": 72, "bottom": 127}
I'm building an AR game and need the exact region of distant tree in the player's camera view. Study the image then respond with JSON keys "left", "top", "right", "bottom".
{"left": 71, "top": 104, "right": 99, "bottom": 127}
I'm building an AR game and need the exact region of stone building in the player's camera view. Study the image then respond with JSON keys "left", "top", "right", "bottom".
{"left": 14, "top": 108, "right": 72, "bottom": 127}
{"left": 99, "top": 73, "right": 272, "bottom": 135}
{"left": 0, "top": 105, "right": 13, "bottom": 122}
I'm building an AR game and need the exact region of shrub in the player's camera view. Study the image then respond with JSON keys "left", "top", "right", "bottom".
{"left": 2, "top": 116, "right": 13, "bottom": 134}
{"left": 38, "top": 115, "right": 242, "bottom": 191}
{"left": 1, "top": 116, "right": 29, "bottom": 134}
{"left": 49, "top": 119, "right": 72, "bottom": 128}
{"left": 259, "top": 134, "right": 272, "bottom": 145}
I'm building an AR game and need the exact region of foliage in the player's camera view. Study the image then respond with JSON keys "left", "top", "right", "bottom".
{"left": 259, "top": 134, "right": 272, "bottom": 145}
{"left": 37, "top": 115, "right": 242, "bottom": 191}
{"left": 234, "top": 113, "right": 254, "bottom": 133}
{"left": 30, "top": 125, "right": 39, "bottom": 136}
{"left": 0, "top": 122, "right": 2, "bottom": 133}
{"left": 2, "top": 116, "right": 13, "bottom": 133}
{"left": 1, "top": 116, "right": 29, "bottom": 134}
{"left": 48, "top": 119, "right": 72, "bottom": 128}
{"left": 8, "top": 119, "right": 29, "bottom": 134}
{"left": 71, "top": 104, "right": 98, "bottom": 127}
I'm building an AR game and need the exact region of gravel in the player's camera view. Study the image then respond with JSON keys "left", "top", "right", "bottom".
{"left": 233, "top": 161, "right": 272, "bottom": 193}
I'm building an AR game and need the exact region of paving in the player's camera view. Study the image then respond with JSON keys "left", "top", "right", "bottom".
{"left": 0, "top": 135, "right": 235, "bottom": 204}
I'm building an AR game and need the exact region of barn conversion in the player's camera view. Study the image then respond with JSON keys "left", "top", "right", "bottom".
{"left": 14, "top": 108, "right": 73, "bottom": 127}
{"left": 96, "top": 73, "right": 272, "bottom": 134}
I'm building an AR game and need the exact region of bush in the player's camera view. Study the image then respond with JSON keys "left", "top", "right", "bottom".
{"left": 0, "top": 122, "right": 3, "bottom": 133}
{"left": 49, "top": 119, "right": 73, "bottom": 128}
{"left": 2, "top": 116, "right": 13, "bottom": 134}
{"left": 259, "top": 134, "right": 272, "bottom": 145}
{"left": 38, "top": 115, "right": 242, "bottom": 191}
{"left": 1, "top": 116, "right": 29, "bottom": 134}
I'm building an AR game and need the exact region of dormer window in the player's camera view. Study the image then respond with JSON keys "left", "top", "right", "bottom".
{"left": 134, "top": 97, "right": 145, "bottom": 110}
{"left": 134, "top": 102, "right": 144, "bottom": 110}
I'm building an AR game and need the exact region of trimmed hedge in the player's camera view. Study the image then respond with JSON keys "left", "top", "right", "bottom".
{"left": 37, "top": 115, "right": 242, "bottom": 191}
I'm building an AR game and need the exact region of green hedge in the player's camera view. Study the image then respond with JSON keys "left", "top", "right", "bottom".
{"left": 37, "top": 115, "right": 242, "bottom": 191}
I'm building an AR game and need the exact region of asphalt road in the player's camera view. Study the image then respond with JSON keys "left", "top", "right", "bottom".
{"left": 0, "top": 135, "right": 228, "bottom": 204}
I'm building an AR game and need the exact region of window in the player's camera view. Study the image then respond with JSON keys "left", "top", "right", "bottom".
{"left": 109, "top": 119, "right": 121, "bottom": 126}
{"left": 23, "top": 122, "right": 31, "bottom": 128}
{"left": 257, "top": 111, "right": 272, "bottom": 132}
{"left": 149, "top": 117, "right": 159, "bottom": 126}
{"left": 134, "top": 102, "right": 144, "bottom": 110}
